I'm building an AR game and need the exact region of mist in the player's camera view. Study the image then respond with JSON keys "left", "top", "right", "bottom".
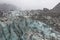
{"left": 0, "top": 0, "right": 60, "bottom": 10}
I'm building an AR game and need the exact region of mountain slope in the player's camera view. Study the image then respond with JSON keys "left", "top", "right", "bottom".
{"left": 0, "top": 3, "right": 17, "bottom": 12}
{"left": 51, "top": 3, "right": 60, "bottom": 13}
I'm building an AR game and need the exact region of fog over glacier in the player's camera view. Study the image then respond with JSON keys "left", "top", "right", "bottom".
{"left": 0, "top": 0, "right": 60, "bottom": 10}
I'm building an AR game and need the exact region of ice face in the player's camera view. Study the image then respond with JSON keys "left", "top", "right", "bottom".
{"left": 0, "top": 17, "right": 59, "bottom": 40}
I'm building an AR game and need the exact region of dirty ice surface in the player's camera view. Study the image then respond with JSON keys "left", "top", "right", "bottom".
{"left": 0, "top": 17, "right": 60, "bottom": 40}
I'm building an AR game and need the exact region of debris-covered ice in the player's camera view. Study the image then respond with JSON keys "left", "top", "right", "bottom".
{"left": 0, "top": 16, "right": 60, "bottom": 40}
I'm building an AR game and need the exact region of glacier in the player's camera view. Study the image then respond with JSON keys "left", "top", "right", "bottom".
{"left": 0, "top": 11, "right": 60, "bottom": 40}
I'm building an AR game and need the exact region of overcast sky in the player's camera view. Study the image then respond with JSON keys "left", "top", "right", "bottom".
{"left": 0, "top": 0, "right": 60, "bottom": 10}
